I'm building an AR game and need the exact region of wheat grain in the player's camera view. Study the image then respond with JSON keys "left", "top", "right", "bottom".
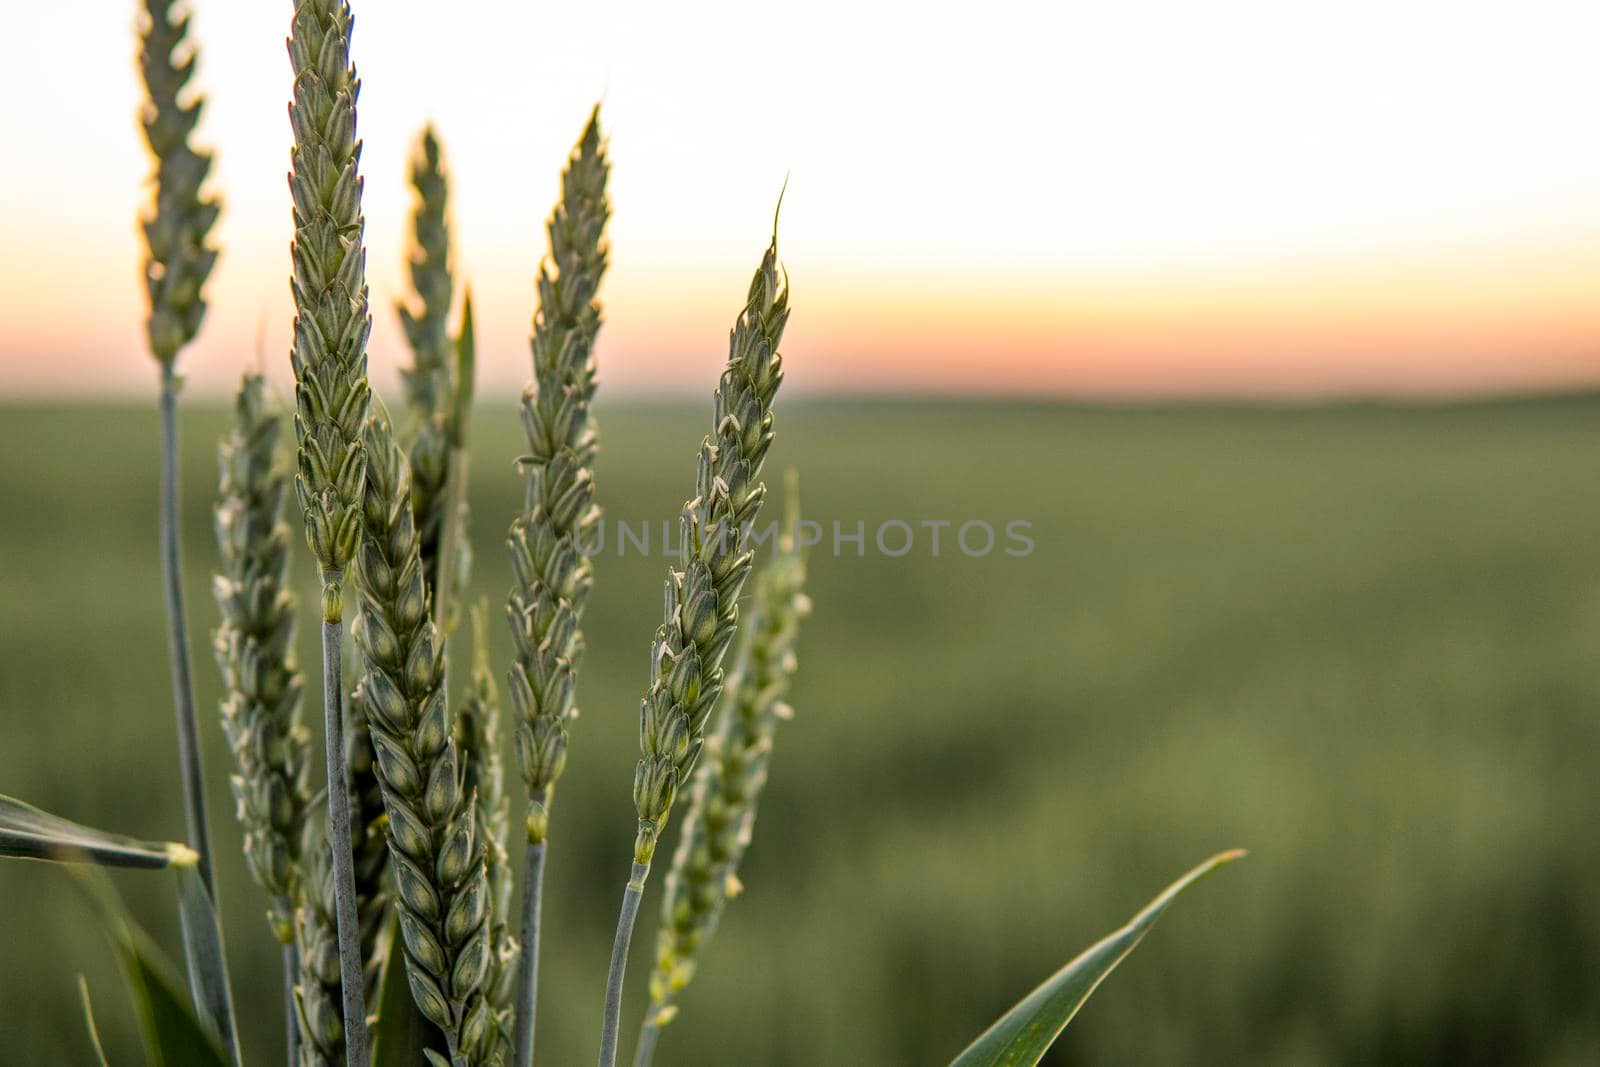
{"left": 598, "top": 226, "right": 790, "bottom": 1067}
{"left": 352, "top": 411, "right": 494, "bottom": 1064}
{"left": 212, "top": 373, "right": 312, "bottom": 946}
{"left": 635, "top": 479, "right": 809, "bottom": 1064}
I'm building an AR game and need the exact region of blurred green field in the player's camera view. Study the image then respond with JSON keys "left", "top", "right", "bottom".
{"left": 2, "top": 396, "right": 1599, "bottom": 1065}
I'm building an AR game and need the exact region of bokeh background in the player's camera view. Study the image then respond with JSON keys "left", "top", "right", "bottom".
{"left": 4, "top": 1, "right": 1600, "bottom": 1064}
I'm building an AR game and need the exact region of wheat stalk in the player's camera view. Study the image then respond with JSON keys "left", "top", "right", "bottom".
{"left": 457, "top": 604, "right": 516, "bottom": 1057}
{"left": 287, "top": 1, "right": 375, "bottom": 1061}
{"left": 139, "top": 0, "right": 222, "bottom": 902}
{"left": 505, "top": 106, "right": 610, "bottom": 1067}
{"left": 597, "top": 226, "right": 790, "bottom": 1067}
{"left": 634, "top": 477, "right": 809, "bottom": 1066}
{"left": 352, "top": 411, "right": 494, "bottom": 1065}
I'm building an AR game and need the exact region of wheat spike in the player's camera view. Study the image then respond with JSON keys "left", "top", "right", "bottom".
{"left": 294, "top": 835, "right": 349, "bottom": 1066}
{"left": 639, "top": 483, "right": 809, "bottom": 1062}
{"left": 212, "top": 373, "right": 312, "bottom": 944}
{"left": 505, "top": 107, "right": 610, "bottom": 842}
{"left": 288, "top": 0, "right": 372, "bottom": 600}
{"left": 598, "top": 225, "right": 789, "bottom": 1067}
{"left": 505, "top": 109, "right": 610, "bottom": 1067}
{"left": 139, "top": 0, "right": 220, "bottom": 365}
{"left": 352, "top": 412, "right": 494, "bottom": 1064}
{"left": 396, "top": 126, "right": 465, "bottom": 606}
{"left": 629, "top": 236, "right": 789, "bottom": 866}
{"left": 457, "top": 604, "right": 516, "bottom": 1054}
{"left": 287, "top": 2, "right": 376, "bottom": 1059}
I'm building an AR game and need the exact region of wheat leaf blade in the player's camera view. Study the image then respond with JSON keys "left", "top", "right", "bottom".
{"left": 79, "top": 871, "right": 231, "bottom": 1067}
{"left": 371, "top": 913, "right": 449, "bottom": 1065}
{"left": 175, "top": 863, "right": 242, "bottom": 1064}
{"left": 0, "top": 794, "right": 192, "bottom": 870}
{"left": 948, "top": 850, "right": 1246, "bottom": 1067}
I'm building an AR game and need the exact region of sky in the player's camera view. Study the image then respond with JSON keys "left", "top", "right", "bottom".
{"left": 2, "top": 0, "right": 1599, "bottom": 399}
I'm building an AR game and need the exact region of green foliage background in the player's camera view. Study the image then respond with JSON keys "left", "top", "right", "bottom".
{"left": 2, "top": 397, "right": 1598, "bottom": 1064}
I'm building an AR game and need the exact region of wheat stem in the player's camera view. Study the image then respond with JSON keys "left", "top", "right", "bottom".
{"left": 321, "top": 609, "right": 370, "bottom": 1067}
{"left": 598, "top": 863, "right": 649, "bottom": 1067}
{"left": 281, "top": 938, "right": 299, "bottom": 1066}
{"left": 632, "top": 1019, "right": 661, "bottom": 1067}
{"left": 510, "top": 833, "right": 545, "bottom": 1066}
{"left": 159, "top": 364, "right": 215, "bottom": 894}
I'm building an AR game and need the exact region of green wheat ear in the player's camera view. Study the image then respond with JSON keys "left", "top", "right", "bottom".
{"left": 396, "top": 125, "right": 465, "bottom": 607}
{"left": 598, "top": 221, "right": 791, "bottom": 1067}
{"left": 295, "top": 829, "right": 350, "bottom": 1067}
{"left": 506, "top": 107, "right": 611, "bottom": 1067}
{"left": 631, "top": 233, "right": 790, "bottom": 867}
{"left": 287, "top": 3, "right": 375, "bottom": 1063}
{"left": 212, "top": 373, "right": 312, "bottom": 946}
{"left": 139, "top": 0, "right": 220, "bottom": 365}
{"left": 636, "top": 475, "right": 810, "bottom": 1065}
{"left": 288, "top": 0, "right": 372, "bottom": 602}
{"left": 506, "top": 104, "right": 610, "bottom": 845}
{"left": 351, "top": 410, "right": 494, "bottom": 1063}
{"left": 456, "top": 602, "right": 516, "bottom": 1054}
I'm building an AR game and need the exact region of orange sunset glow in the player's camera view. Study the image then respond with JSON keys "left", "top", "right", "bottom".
{"left": 3, "top": 0, "right": 1599, "bottom": 399}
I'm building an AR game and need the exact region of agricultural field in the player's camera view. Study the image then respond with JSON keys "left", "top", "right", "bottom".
{"left": 1, "top": 396, "right": 1598, "bottom": 1064}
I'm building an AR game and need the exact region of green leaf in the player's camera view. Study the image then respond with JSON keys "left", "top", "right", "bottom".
{"left": 949, "top": 849, "right": 1246, "bottom": 1067}
{"left": 78, "top": 975, "right": 111, "bottom": 1067}
{"left": 175, "top": 864, "right": 241, "bottom": 1063}
{"left": 0, "top": 793, "right": 191, "bottom": 869}
{"left": 83, "top": 872, "right": 231, "bottom": 1067}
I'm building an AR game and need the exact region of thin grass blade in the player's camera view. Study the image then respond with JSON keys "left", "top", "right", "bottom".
{"left": 0, "top": 793, "right": 191, "bottom": 869}
{"left": 948, "top": 849, "right": 1246, "bottom": 1067}
{"left": 78, "top": 975, "right": 112, "bottom": 1067}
